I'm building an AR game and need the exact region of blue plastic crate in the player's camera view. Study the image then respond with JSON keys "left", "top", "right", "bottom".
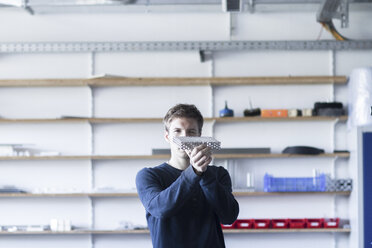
{"left": 264, "top": 173, "right": 326, "bottom": 192}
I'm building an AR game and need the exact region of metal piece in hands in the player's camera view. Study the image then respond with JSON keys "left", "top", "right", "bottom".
{"left": 173, "top": 136, "right": 221, "bottom": 151}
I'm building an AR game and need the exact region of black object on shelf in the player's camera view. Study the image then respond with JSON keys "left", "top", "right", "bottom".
{"left": 313, "top": 102, "right": 345, "bottom": 116}
{"left": 244, "top": 108, "right": 261, "bottom": 117}
{"left": 333, "top": 150, "right": 350, "bottom": 154}
{"left": 152, "top": 149, "right": 171, "bottom": 155}
{"left": 282, "top": 146, "right": 325, "bottom": 155}
{"left": 244, "top": 97, "right": 261, "bottom": 117}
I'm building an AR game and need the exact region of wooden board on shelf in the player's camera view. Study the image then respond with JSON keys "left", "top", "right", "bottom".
{"left": 0, "top": 76, "right": 348, "bottom": 87}
{"left": 0, "top": 228, "right": 350, "bottom": 235}
{"left": 211, "top": 116, "right": 348, "bottom": 122}
{"left": 0, "top": 116, "right": 348, "bottom": 124}
{"left": 0, "top": 191, "right": 351, "bottom": 198}
{"left": 232, "top": 191, "right": 351, "bottom": 196}
{"left": 0, "top": 152, "right": 350, "bottom": 161}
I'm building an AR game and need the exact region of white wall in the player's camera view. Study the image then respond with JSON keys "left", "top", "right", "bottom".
{"left": 0, "top": 6, "right": 371, "bottom": 248}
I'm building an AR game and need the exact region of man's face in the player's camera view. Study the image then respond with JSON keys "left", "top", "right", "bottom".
{"left": 165, "top": 117, "right": 201, "bottom": 158}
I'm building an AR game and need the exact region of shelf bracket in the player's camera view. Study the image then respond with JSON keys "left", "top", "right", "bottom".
{"left": 228, "top": 12, "right": 238, "bottom": 38}
{"left": 22, "top": 0, "right": 34, "bottom": 15}
{"left": 199, "top": 50, "right": 213, "bottom": 63}
{"left": 89, "top": 52, "right": 96, "bottom": 77}
{"left": 247, "top": 0, "right": 255, "bottom": 13}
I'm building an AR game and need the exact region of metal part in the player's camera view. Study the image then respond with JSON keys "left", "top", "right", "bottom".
{"left": 90, "top": 52, "right": 96, "bottom": 77}
{"left": 222, "top": 0, "right": 242, "bottom": 12}
{"left": 317, "top": 0, "right": 349, "bottom": 28}
{"left": 173, "top": 136, "right": 221, "bottom": 150}
{"left": 199, "top": 50, "right": 213, "bottom": 62}
{"left": 1, "top": 40, "right": 372, "bottom": 53}
{"left": 22, "top": 0, "right": 34, "bottom": 14}
{"left": 330, "top": 49, "right": 336, "bottom": 76}
{"left": 229, "top": 12, "right": 238, "bottom": 37}
{"left": 340, "top": 0, "right": 349, "bottom": 28}
{"left": 247, "top": 0, "right": 255, "bottom": 13}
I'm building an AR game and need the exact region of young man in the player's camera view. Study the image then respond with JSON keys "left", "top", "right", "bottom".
{"left": 136, "top": 104, "right": 239, "bottom": 248}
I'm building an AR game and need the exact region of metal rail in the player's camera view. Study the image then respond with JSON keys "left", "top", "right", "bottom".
{"left": 1, "top": 40, "right": 372, "bottom": 53}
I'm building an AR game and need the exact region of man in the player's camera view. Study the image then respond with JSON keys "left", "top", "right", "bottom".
{"left": 136, "top": 104, "right": 239, "bottom": 248}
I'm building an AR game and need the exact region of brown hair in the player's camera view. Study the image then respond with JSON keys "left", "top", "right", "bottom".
{"left": 163, "top": 104, "right": 204, "bottom": 134}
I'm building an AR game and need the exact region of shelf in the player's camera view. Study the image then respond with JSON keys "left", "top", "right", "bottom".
{"left": 232, "top": 191, "right": 351, "bottom": 196}
{"left": 0, "top": 152, "right": 350, "bottom": 161}
{"left": 0, "top": 228, "right": 350, "bottom": 235}
{"left": 0, "top": 155, "right": 170, "bottom": 160}
{"left": 0, "top": 116, "right": 348, "bottom": 124}
{"left": 0, "top": 76, "right": 347, "bottom": 87}
{"left": 223, "top": 228, "right": 350, "bottom": 233}
{"left": 211, "top": 116, "right": 348, "bottom": 122}
{"left": 213, "top": 153, "right": 350, "bottom": 159}
{"left": 0, "top": 193, "right": 139, "bottom": 197}
{"left": 0, "top": 191, "right": 351, "bottom": 198}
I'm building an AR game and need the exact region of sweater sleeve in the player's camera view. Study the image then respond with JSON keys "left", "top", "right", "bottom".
{"left": 136, "top": 165, "right": 201, "bottom": 219}
{"left": 199, "top": 166, "right": 239, "bottom": 224}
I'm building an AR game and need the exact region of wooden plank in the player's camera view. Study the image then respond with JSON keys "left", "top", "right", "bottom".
{"left": 0, "top": 192, "right": 138, "bottom": 197}
{"left": 0, "top": 118, "right": 90, "bottom": 123}
{"left": 213, "top": 153, "right": 350, "bottom": 159}
{"left": 0, "top": 228, "right": 350, "bottom": 235}
{"left": 89, "top": 118, "right": 163, "bottom": 123}
{"left": 0, "top": 152, "right": 349, "bottom": 161}
{"left": 0, "top": 191, "right": 350, "bottom": 198}
{"left": 0, "top": 116, "right": 348, "bottom": 124}
{"left": 232, "top": 191, "right": 351, "bottom": 196}
{"left": 213, "top": 116, "right": 348, "bottom": 122}
{"left": 223, "top": 228, "right": 350, "bottom": 233}
{"left": 0, "top": 76, "right": 348, "bottom": 87}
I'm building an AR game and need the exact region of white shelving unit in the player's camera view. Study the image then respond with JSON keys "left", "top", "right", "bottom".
{"left": 0, "top": 76, "right": 353, "bottom": 248}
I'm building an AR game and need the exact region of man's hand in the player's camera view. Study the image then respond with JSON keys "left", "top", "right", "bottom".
{"left": 186, "top": 144, "right": 212, "bottom": 176}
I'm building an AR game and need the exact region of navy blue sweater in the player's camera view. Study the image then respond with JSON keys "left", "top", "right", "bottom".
{"left": 136, "top": 163, "right": 239, "bottom": 248}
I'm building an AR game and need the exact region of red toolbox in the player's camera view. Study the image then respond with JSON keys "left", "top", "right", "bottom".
{"left": 272, "top": 219, "right": 289, "bottom": 228}
{"left": 253, "top": 219, "right": 271, "bottom": 229}
{"left": 221, "top": 221, "right": 236, "bottom": 229}
{"left": 324, "top": 218, "right": 340, "bottom": 228}
{"left": 288, "top": 219, "right": 306, "bottom": 228}
{"left": 235, "top": 219, "right": 253, "bottom": 229}
{"left": 306, "top": 218, "right": 324, "bottom": 228}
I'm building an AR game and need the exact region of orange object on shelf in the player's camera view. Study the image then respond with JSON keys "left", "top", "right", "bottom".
{"left": 261, "top": 109, "right": 288, "bottom": 117}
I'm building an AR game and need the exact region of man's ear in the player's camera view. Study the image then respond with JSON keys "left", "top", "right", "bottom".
{"left": 164, "top": 131, "right": 170, "bottom": 143}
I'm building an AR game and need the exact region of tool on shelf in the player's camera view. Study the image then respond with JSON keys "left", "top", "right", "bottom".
{"left": 219, "top": 101, "right": 234, "bottom": 117}
{"left": 243, "top": 98, "right": 261, "bottom": 117}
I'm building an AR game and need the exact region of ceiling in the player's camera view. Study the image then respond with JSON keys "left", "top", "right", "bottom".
{"left": 1, "top": 0, "right": 372, "bottom": 14}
